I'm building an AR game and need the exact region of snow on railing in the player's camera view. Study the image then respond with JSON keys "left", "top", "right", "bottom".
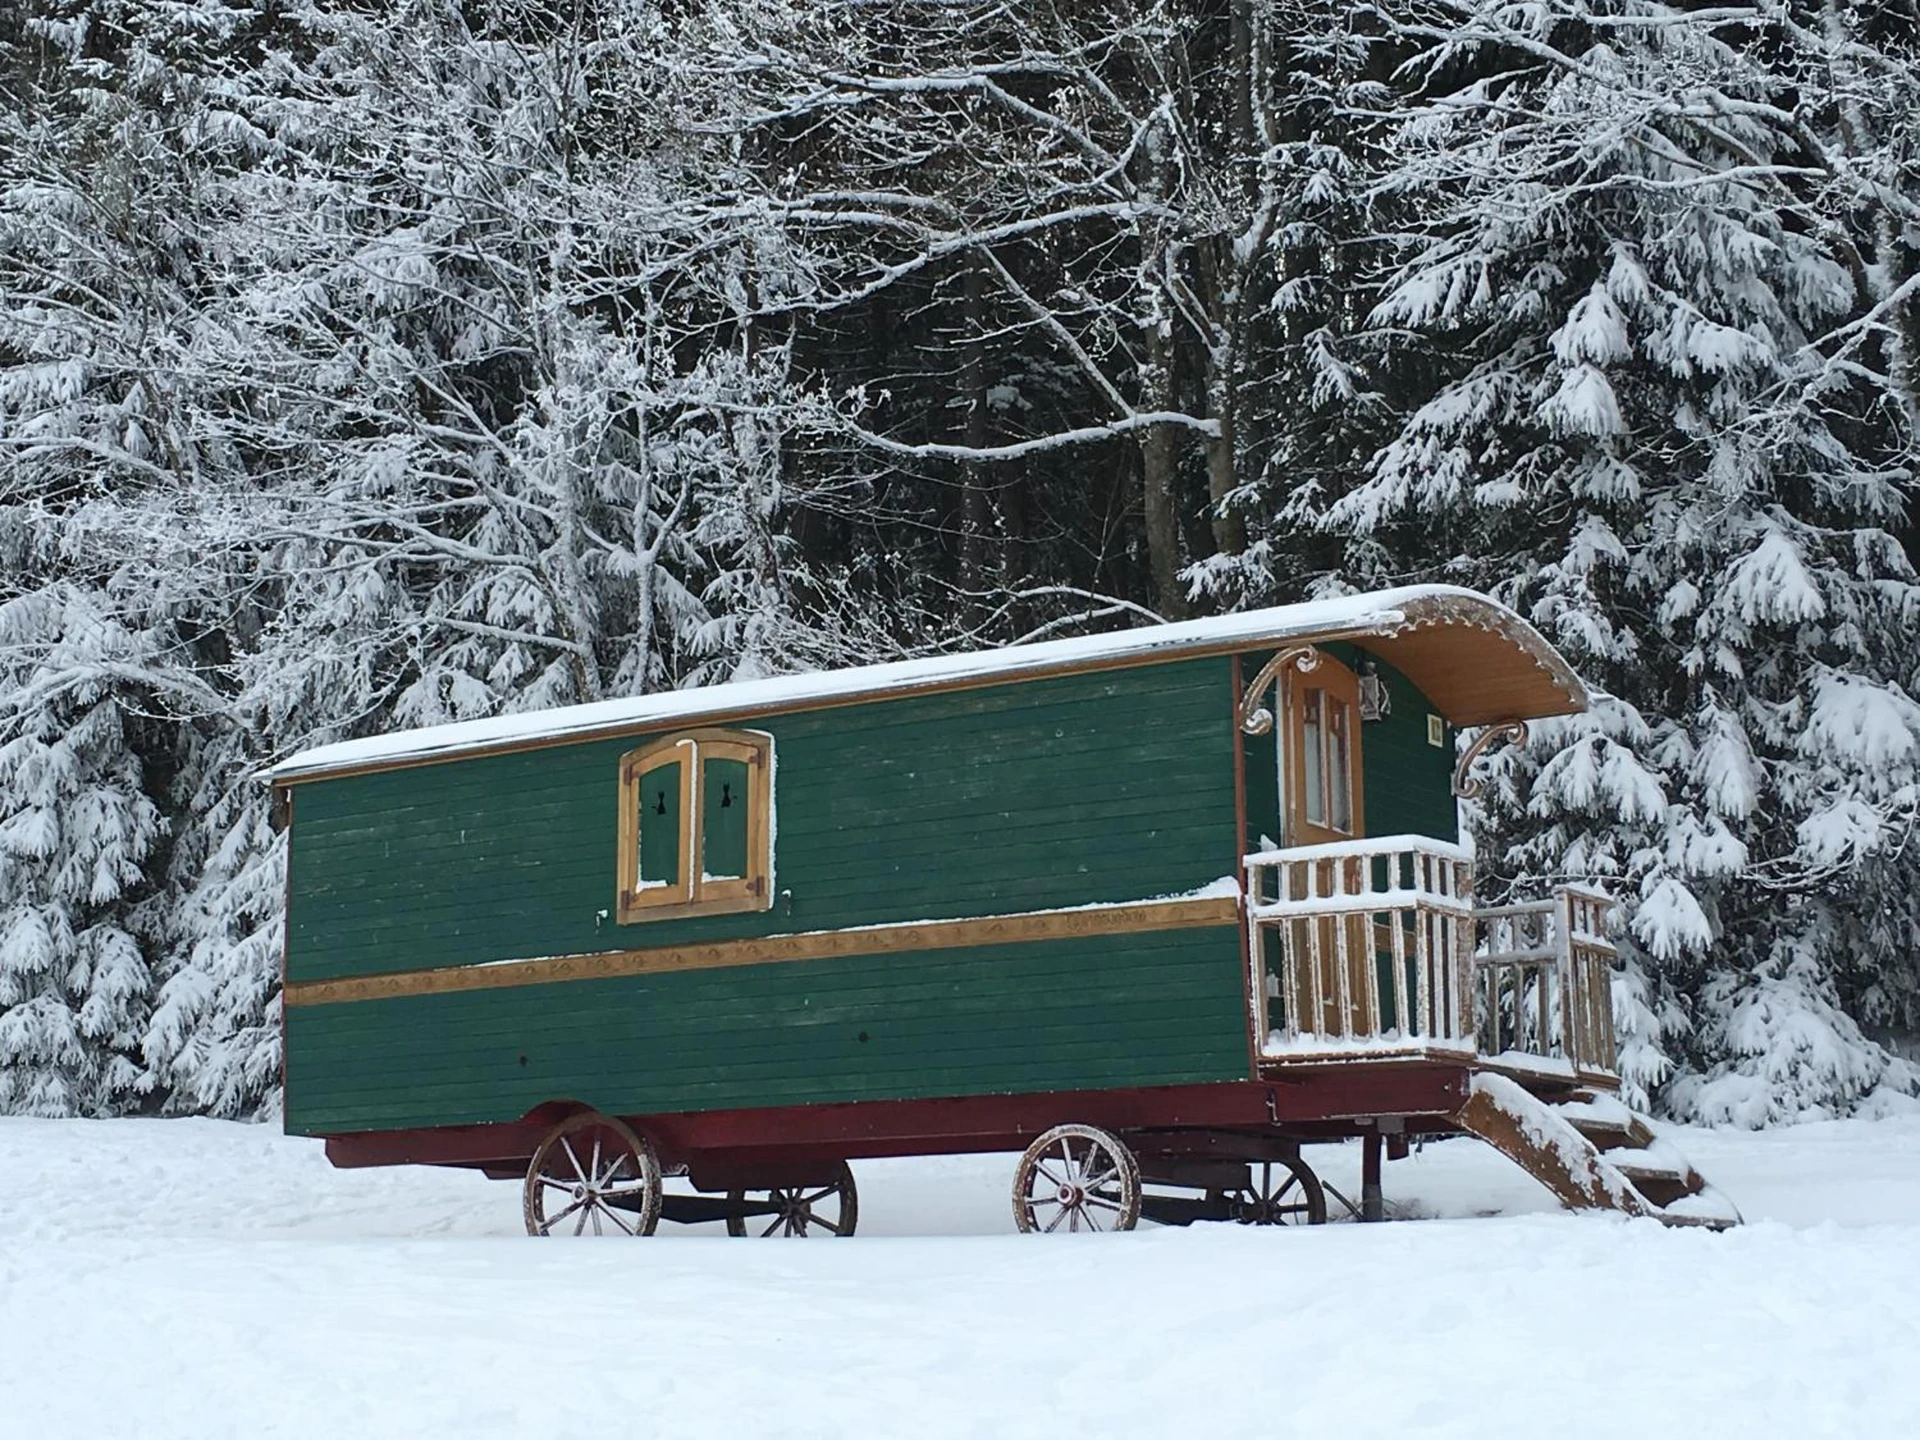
{"left": 1246, "top": 836, "right": 1476, "bottom": 1053}
{"left": 1474, "top": 886, "right": 1618, "bottom": 1077}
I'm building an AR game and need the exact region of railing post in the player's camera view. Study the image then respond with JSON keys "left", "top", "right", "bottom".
{"left": 1556, "top": 887, "right": 1574, "bottom": 1065}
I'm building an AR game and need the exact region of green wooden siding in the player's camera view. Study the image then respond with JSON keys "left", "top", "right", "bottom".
{"left": 1335, "top": 644, "right": 1458, "bottom": 844}
{"left": 284, "top": 924, "right": 1249, "bottom": 1135}
{"left": 1240, "top": 658, "right": 1284, "bottom": 851}
{"left": 286, "top": 656, "right": 1240, "bottom": 985}
{"left": 277, "top": 643, "right": 1476, "bottom": 1137}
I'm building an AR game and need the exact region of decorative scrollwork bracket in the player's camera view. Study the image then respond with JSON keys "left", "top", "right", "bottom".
{"left": 1237, "top": 646, "right": 1322, "bottom": 735}
{"left": 1452, "top": 720, "right": 1530, "bottom": 799}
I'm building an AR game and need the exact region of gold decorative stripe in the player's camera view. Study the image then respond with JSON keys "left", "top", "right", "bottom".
{"left": 284, "top": 895, "right": 1242, "bottom": 1008}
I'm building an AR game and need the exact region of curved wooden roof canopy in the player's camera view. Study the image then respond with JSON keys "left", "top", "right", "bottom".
{"left": 1338, "top": 590, "right": 1587, "bottom": 728}
{"left": 265, "top": 585, "right": 1586, "bottom": 784}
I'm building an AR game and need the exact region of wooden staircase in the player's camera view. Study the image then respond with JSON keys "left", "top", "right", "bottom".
{"left": 1453, "top": 1073, "right": 1740, "bottom": 1228}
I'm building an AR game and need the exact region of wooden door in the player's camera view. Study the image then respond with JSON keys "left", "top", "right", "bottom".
{"left": 1285, "top": 656, "right": 1364, "bottom": 847}
{"left": 1283, "top": 657, "right": 1371, "bottom": 1038}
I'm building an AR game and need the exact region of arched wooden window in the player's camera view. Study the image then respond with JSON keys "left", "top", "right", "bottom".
{"left": 617, "top": 728, "right": 773, "bottom": 923}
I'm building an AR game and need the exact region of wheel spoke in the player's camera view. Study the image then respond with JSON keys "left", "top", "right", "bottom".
{"left": 800, "top": 1186, "right": 840, "bottom": 1206}
{"left": 760, "top": 1214, "right": 783, "bottom": 1238}
{"left": 561, "top": 1137, "right": 590, "bottom": 1186}
{"left": 542, "top": 1196, "right": 587, "bottom": 1231}
{"left": 1033, "top": 1161, "right": 1066, "bottom": 1189}
{"left": 572, "top": 1205, "right": 590, "bottom": 1236}
{"left": 601, "top": 1203, "right": 637, "bottom": 1237}
{"left": 1043, "top": 1205, "right": 1069, "bottom": 1233}
{"left": 1082, "top": 1160, "right": 1116, "bottom": 1190}
{"left": 812, "top": 1214, "right": 844, "bottom": 1235}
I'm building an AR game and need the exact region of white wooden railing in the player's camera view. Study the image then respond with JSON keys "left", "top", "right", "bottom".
{"left": 1246, "top": 836, "right": 1476, "bottom": 1052}
{"left": 1245, "top": 841, "right": 1619, "bottom": 1079}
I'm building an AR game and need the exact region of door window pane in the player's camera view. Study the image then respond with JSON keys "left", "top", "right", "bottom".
{"left": 1329, "top": 697, "right": 1353, "bottom": 832}
{"left": 1303, "top": 689, "right": 1325, "bottom": 826}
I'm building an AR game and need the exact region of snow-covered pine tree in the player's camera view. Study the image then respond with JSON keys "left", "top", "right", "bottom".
{"left": 0, "top": 0, "right": 272, "bottom": 1113}
{"left": 0, "top": 578, "right": 167, "bottom": 1115}
{"left": 1301, "top": 0, "right": 1920, "bottom": 1121}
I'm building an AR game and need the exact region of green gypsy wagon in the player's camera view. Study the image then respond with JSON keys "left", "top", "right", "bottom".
{"left": 267, "top": 585, "right": 1736, "bottom": 1235}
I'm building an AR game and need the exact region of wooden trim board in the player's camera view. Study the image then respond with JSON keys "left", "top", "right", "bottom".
{"left": 284, "top": 894, "right": 1243, "bottom": 1008}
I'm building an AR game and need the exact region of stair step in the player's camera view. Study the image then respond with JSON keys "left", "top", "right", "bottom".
{"left": 1570, "top": 1122, "right": 1641, "bottom": 1152}
{"left": 1610, "top": 1153, "right": 1694, "bottom": 1185}
{"left": 1649, "top": 1186, "right": 1743, "bottom": 1230}
{"left": 1609, "top": 1137, "right": 1704, "bottom": 1207}
{"left": 1556, "top": 1097, "right": 1658, "bottom": 1152}
{"left": 1623, "top": 1175, "right": 1699, "bottom": 1210}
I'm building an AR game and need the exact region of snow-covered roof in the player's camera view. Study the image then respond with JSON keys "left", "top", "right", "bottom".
{"left": 264, "top": 584, "right": 1587, "bottom": 784}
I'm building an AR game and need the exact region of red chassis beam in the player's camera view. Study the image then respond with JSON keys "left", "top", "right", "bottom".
{"left": 320, "top": 1064, "right": 1473, "bottom": 1177}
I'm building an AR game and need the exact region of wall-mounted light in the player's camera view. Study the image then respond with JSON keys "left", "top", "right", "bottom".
{"left": 1358, "top": 658, "right": 1391, "bottom": 723}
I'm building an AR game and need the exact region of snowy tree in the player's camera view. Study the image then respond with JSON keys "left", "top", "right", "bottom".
{"left": 1297, "top": 0, "right": 1920, "bottom": 1121}
{"left": 0, "top": 579, "right": 165, "bottom": 1115}
{"left": 0, "top": 0, "right": 279, "bottom": 1113}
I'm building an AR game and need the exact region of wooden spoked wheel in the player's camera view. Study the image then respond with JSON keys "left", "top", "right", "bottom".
{"left": 1226, "top": 1156, "right": 1327, "bottom": 1226}
{"left": 1012, "top": 1123, "right": 1141, "bottom": 1233}
{"left": 523, "top": 1112, "right": 663, "bottom": 1237}
{"left": 725, "top": 1162, "right": 859, "bottom": 1237}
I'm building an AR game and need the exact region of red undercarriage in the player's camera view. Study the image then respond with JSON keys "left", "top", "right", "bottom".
{"left": 321, "top": 1062, "right": 1475, "bottom": 1189}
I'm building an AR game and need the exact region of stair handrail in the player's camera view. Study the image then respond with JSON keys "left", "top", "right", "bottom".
{"left": 1471, "top": 884, "right": 1619, "bottom": 1078}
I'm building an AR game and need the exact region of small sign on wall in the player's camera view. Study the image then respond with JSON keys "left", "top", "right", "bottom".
{"left": 1427, "top": 714, "right": 1446, "bottom": 748}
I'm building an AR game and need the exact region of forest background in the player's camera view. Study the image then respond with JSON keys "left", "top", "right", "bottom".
{"left": 4, "top": 0, "right": 1920, "bottom": 1125}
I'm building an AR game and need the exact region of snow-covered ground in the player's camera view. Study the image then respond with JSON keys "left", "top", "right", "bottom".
{"left": 2, "top": 1116, "right": 1915, "bottom": 1439}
